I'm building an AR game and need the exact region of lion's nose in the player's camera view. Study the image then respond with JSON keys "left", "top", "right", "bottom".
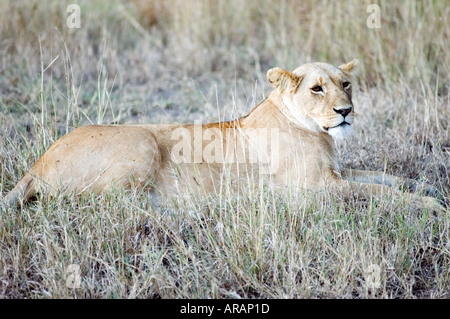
{"left": 333, "top": 106, "right": 352, "bottom": 118}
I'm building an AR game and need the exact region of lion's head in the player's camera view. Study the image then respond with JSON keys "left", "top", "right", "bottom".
{"left": 267, "top": 59, "right": 357, "bottom": 140}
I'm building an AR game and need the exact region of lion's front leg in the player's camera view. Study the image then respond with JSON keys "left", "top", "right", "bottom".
{"left": 329, "top": 177, "right": 445, "bottom": 213}
{"left": 339, "top": 168, "right": 439, "bottom": 197}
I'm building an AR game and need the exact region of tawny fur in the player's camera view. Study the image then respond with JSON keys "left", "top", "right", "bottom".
{"left": 4, "top": 60, "right": 442, "bottom": 210}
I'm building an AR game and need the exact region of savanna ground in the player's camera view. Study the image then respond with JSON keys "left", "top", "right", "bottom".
{"left": 0, "top": 0, "right": 449, "bottom": 299}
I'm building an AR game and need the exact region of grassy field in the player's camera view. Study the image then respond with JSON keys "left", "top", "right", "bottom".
{"left": 0, "top": 0, "right": 449, "bottom": 298}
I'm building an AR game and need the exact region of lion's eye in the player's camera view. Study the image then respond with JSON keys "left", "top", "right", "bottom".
{"left": 311, "top": 86, "right": 323, "bottom": 93}
{"left": 343, "top": 82, "right": 351, "bottom": 89}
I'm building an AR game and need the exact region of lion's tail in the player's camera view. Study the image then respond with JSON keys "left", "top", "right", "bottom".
{"left": 3, "top": 173, "right": 35, "bottom": 207}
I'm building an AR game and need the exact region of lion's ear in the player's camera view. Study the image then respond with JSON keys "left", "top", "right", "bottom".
{"left": 338, "top": 58, "right": 358, "bottom": 75}
{"left": 267, "top": 68, "right": 301, "bottom": 92}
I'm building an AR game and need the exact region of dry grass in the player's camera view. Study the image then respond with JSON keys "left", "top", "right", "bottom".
{"left": 0, "top": 0, "right": 449, "bottom": 298}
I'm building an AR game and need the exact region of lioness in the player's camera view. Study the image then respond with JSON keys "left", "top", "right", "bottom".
{"left": 4, "top": 60, "right": 442, "bottom": 209}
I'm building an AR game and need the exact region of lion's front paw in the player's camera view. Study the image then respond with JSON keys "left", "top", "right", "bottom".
{"left": 420, "top": 196, "right": 448, "bottom": 213}
{"left": 420, "top": 184, "right": 442, "bottom": 198}
{"left": 401, "top": 178, "right": 440, "bottom": 197}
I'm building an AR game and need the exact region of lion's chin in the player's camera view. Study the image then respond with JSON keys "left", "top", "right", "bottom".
{"left": 327, "top": 123, "right": 353, "bottom": 140}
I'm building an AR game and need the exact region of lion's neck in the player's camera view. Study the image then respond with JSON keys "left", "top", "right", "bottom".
{"left": 267, "top": 91, "right": 306, "bottom": 128}
{"left": 241, "top": 91, "right": 319, "bottom": 134}
{"left": 237, "top": 93, "right": 337, "bottom": 169}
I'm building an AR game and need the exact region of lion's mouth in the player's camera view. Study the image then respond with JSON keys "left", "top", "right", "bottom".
{"left": 324, "top": 121, "right": 350, "bottom": 131}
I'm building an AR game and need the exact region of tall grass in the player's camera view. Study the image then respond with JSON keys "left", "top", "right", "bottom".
{"left": 0, "top": 0, "right": 449, "bottom": 298}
